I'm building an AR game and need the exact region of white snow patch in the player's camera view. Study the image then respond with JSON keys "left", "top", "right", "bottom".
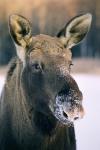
{"left": 73, "top": 74, "right": 100, "bottom": 150}
{"left": 0, "top": 75, "right": 5, "bottom": 94}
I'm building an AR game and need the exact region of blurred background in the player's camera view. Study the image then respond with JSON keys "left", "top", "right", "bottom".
{"left": 0, "top": 0, "right": 100, "bottom": 150}
{"left": 0, "top": 0, "right": 100, "bottom": 65}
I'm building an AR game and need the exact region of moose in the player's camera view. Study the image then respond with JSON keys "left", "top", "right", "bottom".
{"left": 0, "top": 13, "right": 92, "bottom": 150}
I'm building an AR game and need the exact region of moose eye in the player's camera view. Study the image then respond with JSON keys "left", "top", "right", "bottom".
{"left": 31, "top": 63, "right": 41, "bottom": 72}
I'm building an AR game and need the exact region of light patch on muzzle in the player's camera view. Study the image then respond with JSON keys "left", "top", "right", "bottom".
{"left": 53, "top": 65, "right": 84, "bottom": 125}
{"left": 54, "top": 87, "right": 84, "bottom": 125}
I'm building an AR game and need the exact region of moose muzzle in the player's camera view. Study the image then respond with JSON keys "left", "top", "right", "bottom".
{"left": 54, "top": 73, "right": 85, "bottom": 125}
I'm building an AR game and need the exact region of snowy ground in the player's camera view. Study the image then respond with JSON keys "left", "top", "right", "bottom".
{"left": 0, "top": 73, "right": 100, "bottom": 150}
{"left": 0, "top": 75, "right": 5, "bottom": 94}
{"left": 73, "top": 74, "right": 100, "bottom": 150}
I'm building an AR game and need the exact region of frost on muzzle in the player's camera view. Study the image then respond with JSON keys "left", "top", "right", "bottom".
{"left": 54, "top": 73, "right": 84, "bottom": 125}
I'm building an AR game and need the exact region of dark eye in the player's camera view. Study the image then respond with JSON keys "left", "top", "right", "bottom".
{"left": 31, "top": 63, "right": 41, "bottom": 72}
{"left": 31, "top": 62, "right": 45, "bottom": 73}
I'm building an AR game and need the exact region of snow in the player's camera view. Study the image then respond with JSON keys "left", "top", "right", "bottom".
{"left": 0, "top": 75, "right": 5, "bottom": 94}
{"left": 73, "top": 74, "right": 100, "bottom": 150}
{"left": 0, "top": 73, "right": 100, "bottom": 150}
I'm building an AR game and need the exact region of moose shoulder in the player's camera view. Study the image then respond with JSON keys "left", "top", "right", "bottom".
{"left": 0, "top": 13, "right": 92, "bottom": 150}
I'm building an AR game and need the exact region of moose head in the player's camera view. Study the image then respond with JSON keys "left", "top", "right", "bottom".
{"left": 9, "top": 13, "right": 92, "bottom": 127}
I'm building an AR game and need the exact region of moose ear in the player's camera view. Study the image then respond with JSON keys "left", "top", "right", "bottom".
{"left": 57, "top": 13, "right": 92, "bottom": 48}
{"left": 9, "top": 14, "right": 32, "bottom": 48}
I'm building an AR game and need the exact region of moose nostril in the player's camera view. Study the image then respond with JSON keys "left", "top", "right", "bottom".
{"left": 63, "top": 111, "right": 68, "bottom": 119}
{"left": 74, "top": 117, "right": 79, "bottom": 120}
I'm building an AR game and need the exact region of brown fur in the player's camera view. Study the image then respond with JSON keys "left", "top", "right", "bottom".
{"left": 0, "top": 13, "right": 92, "bottom": 150}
